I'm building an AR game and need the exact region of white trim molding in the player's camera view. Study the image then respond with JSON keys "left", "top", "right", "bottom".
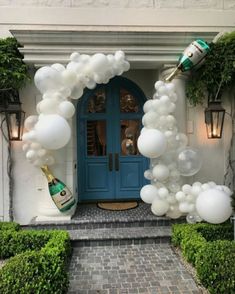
{"left": 11, "top": 30, "right": 218, "bottom": 68}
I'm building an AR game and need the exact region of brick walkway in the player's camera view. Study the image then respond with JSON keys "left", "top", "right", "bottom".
{"left": 68, "top": 244, "right": 201, "bottom": 294}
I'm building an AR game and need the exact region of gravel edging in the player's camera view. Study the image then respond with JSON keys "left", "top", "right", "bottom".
{"left": 171, "top": 245, "right": 210, "bottom": 294}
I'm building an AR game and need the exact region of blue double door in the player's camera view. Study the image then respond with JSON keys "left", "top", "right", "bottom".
{"left": 77, "top": 77, "right": 149, "bottom": 202}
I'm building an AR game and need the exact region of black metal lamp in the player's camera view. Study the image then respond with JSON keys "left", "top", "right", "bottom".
{"left": 0, "top": 89, "right": 25, "bottom": 141}
{"left": 205, "top": 101, "right": 225, "bottom": 139}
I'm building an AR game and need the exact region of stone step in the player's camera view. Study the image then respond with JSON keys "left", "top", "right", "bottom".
{"left": 22, "top": 217, "right": 184, "bottom": 231}
{"left": 70, "top": 226, "right": 172, "bottom": 247}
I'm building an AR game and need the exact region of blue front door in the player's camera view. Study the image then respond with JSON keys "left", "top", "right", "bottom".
{"left": 77, "top": 77, "right": 149, "bottom": 202}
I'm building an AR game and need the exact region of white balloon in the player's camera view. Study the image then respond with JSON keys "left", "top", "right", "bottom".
{"left": 152, "top": 164, "right": 170, "bottom": 181}
{"left": 196, "top": 188, "right": 233, "bottom": 224}
{"left": 179, "top": 202, "right": 191, "bottom": 213}
{"left": 35, "top": 114, "right": 71, "bottom": 150}
{"left": 26, "top": 150, "right": 37, "bottom": 160}
{"left": 175, "top": 133, "right": 188, "bottom": 148}
{"left": 166, "top": 205, "right": 182, "bottom": 219}
{"left": 140, "top": 184, "right": 159, "bottom": 204}
{"left": 154, "top": 80, "right": 165, "bottom": 90}
{"left": 51, "top": 63, "right": 66, "bottom": 72}
{"left": 137, "top": 129, "right": 167, "bottom": 158}
{"left": 151, "top": 199, "right": 169, "bottom": 216}
{"left": 157, "top": 85, "right": 168, "bottom": 95}
{"left": 144, "top": 169, "right": 154, "bottom": 180}
{"left": 34, "top": 66, "right": 63, "bottom": 94}
{"left": 57, "top": 101, "right": 75, "bottom": 119}
{"left": 143, "top": 100, "right": 153, "bottom": 113}
{"left": 201, "top": 183, "right": 210, "bottom": 191}
{"left": 61, "top": 69, "right": 77, "bottom": 87}
{"left": 142, "top": 112, "right": 158, "bottom": 128}
{"left": 177, "top": 147, "right": 202, "bottom": 176}
{"left": 37, "top": 149, "right": 47, "bottom": 157}
{"left": 39, "top": 98, "right": 60, "bottom": 114}
{"left": 175, "top": 191, "right": 186, "bottom": 202}
{"left": 90, "top": 53, "right": 109, "bottom": 72}
{"left": 24, "top": 115, "right": 38, "bottom": 131}
{"left": 70, "top": 52, "right": 80, "bottom": 62}
{"left": 182, "top": 184, "right": 192, "bottom": 194}
{"left": 70, "top": 87, "right": 83, "bottom": 99}
{"left": 158, "top": 187, "right": 169, "bottom": 199}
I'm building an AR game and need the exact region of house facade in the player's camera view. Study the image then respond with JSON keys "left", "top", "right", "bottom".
{"left": 0, "top": 0, "right": 234, "bottom": 224}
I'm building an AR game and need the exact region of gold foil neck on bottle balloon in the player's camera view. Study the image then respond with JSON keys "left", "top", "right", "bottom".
{"left": 164, "top": 67, "right": 181, "bottom": 83}
{"left": 41, "top": 165, "right": 55, "bottom": 182}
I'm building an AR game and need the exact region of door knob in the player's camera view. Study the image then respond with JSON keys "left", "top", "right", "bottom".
{"left": 115, "top": 153, "right": 119, "bottom": 171}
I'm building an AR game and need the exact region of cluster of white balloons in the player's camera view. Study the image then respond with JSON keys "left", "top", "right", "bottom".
{"left": 22, "top": 51, "right": 130, "bottom": 166}
{"left": 138, "top": 81, "right": 233, "bottom": 224}
{"left": 177, "top": 182, "right": 233, "bottom": 224}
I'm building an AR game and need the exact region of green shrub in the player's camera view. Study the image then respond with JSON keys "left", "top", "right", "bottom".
{"left": 196, "top": 240, "right": 235, "bottom": 294}
{"left": 172, "top": 222, "right": 235, "bottom": 294}
{"left": 0, "top": 221, "right": 20, "bottom": 231}
{"left": 0, "top": 223, "right": 71, "bottom": 294}
{"left": 0, "top": 230, "right": 51, "bottom": 258}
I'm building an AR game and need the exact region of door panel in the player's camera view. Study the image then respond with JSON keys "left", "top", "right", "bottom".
{"left": 78, "top": 77, "right": 149, "bottom": 202}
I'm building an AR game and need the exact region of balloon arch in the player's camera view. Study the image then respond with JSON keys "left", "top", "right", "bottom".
{"left": 22, "top": 51, "right": 233, "bottom": 224}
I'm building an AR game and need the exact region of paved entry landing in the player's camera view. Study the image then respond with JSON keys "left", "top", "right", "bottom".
{"left": 68, "top": 244, "right": 201, "bottom": 294}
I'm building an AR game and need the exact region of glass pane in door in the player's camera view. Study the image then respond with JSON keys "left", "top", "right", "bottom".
{"left": 120, "top": 120, "right": 140, "bottom": 156}
{"left": 120, "top": 88, "right": 139, "bottom": 113}
{"left": 87, "top": 88, "right": 106, "bottom": 113}
{"left": 87, "top": 120, "right": 106, "bottom": 156}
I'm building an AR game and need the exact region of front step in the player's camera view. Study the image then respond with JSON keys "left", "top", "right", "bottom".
{"left": 70, "top": 226, "right": 171, "bottom": 247}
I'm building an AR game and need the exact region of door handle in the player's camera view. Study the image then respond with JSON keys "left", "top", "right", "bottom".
{"left": 108, "top": 153, "right": 113, "bottom": 171}
{"left": 115, "top": 153, "right": 119, "bottom": 171}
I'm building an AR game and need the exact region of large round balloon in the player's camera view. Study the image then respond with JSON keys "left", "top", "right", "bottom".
{"left": 177, "top": 147, "right": 202, "bottom": 176}
{"left": 140, "top": 184, "right": 159, "bottom": 204}
{"left": 35, "top": 114, "right": 71, "bottom": 150}
{"left": 151, "top": 199, "right": 169, "bottom": 216}
{"left": 196, "top": 188, "right": 232, "bottom": 224}
{"left": 137, "top": 129, "right": 167, "bottom": 158}
{"left": 34, "top": 66, "right": 63, "bottom": 94}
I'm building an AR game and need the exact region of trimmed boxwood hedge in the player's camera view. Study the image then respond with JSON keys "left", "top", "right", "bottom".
{"left": 0, "top": 222, "right": 71, "bottom": 294}
{"left": 172, "top": 222, "right": 234, "bottom": 294}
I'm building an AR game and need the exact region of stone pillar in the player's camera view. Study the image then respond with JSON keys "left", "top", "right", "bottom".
{"left": 160, "top": 67, "right": 188, "bottom": 134}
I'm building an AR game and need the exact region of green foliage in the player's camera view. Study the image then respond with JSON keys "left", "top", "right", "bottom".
{"left": 0, "top": 37, "right": 30, "bottom": 90}
{"left": 0, "top": 221, "right": 20, "bottom": 231}
{"left": 172, "top": 223, "right": 235, "bottom": 294}
{"left": 0, "top": 223, "right": 71, "bottom": 294}
{"left": 186, "top": 31, "right": 235, "bottom": 105}
{"left": 196, "top": 240, "right": 235, "bottom": 294}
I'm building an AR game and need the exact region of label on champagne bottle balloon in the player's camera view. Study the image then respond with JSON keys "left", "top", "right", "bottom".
{"left": 49, "top": 179, "right": 75, "bottom": 212}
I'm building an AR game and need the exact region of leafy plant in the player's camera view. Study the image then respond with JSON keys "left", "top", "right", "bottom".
{"left": 172, "top": 223, "right": 234, "bottom": 294}
{"left": 0, "top": 222, "right": 71, "bottom": 294}
{"left": 0, "top": 37, "right": 30, "bottom": 91}
{"left": 186, "top": 31, "right": 235, "bottom": 105}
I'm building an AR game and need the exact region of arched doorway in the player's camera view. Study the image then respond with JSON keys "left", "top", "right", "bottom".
{"left": 77, "top": 76, "right": 149, "bottom": 202}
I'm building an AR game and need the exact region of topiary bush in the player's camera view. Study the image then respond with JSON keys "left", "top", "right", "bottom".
{"left": 0, "top": 222, "right": 71, "bottom": 294}
{"left": 196, "top": 240, "right": 235, "bottom": 294}
{"left": 172, "top": 222, "right": 234, "bottom": 294}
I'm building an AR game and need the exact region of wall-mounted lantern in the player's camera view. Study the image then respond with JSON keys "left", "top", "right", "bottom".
{"left": 0, "top": 89, "right": 25, "bottom": 141}
{"left": 205, "top": 101, "right": 225, "bottom": 139}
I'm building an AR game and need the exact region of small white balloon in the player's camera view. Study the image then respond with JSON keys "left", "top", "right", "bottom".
{"left": 154, "top": 80, "right": 165, "bottom": 90}
{"left": 144, "top": 169, "right": 154, "bottom": 181}
{"left": 182, "top": 184, "right": 192, "bottom": 194}
{"left": 152, "top": 164, "right": 170, "bottom": 181}
{"left": 143, "top": 100, "right": 153, "bottom": 113}
{"left": 57, "top": 101, "right": 75, "bottom": 119}
{"left": 140, "top": 184, "right": 159, "bottom": 204}
{"left": 158, "top": 187, "right": 169, "bottom": 199}
{"left": 151, "top": 199, "right": 169, "bottom": 216}
{"left": 175, "top": 191, "right": 186, "bottom": 202}
{"left": 26, "top": 150, "right": 37, "bottom": 160}
{"left": 24, "top": 115, "right": 38, "bottom": 131}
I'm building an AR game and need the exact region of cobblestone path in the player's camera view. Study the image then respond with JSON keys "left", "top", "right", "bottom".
{"left": 68, "top": 244, "right": 201, "bottom": 294}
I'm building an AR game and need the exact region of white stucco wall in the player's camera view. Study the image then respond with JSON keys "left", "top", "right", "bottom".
{"left": 0, "top": 0, "right": 234, "bottom": 224}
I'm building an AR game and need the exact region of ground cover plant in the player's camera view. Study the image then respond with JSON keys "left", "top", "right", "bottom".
{"left": 172, "top": 222, "right": 234, "bottom": 294}
{"left": 0, "top": 222, "right": 71, "bottom": 294}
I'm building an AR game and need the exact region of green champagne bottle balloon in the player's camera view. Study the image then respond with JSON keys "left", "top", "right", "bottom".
{"left": 41, "top": 165, "right": 76, "bottom": 212}
{"left": 165, "top": 39, "right": 210, "bottom": 82}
